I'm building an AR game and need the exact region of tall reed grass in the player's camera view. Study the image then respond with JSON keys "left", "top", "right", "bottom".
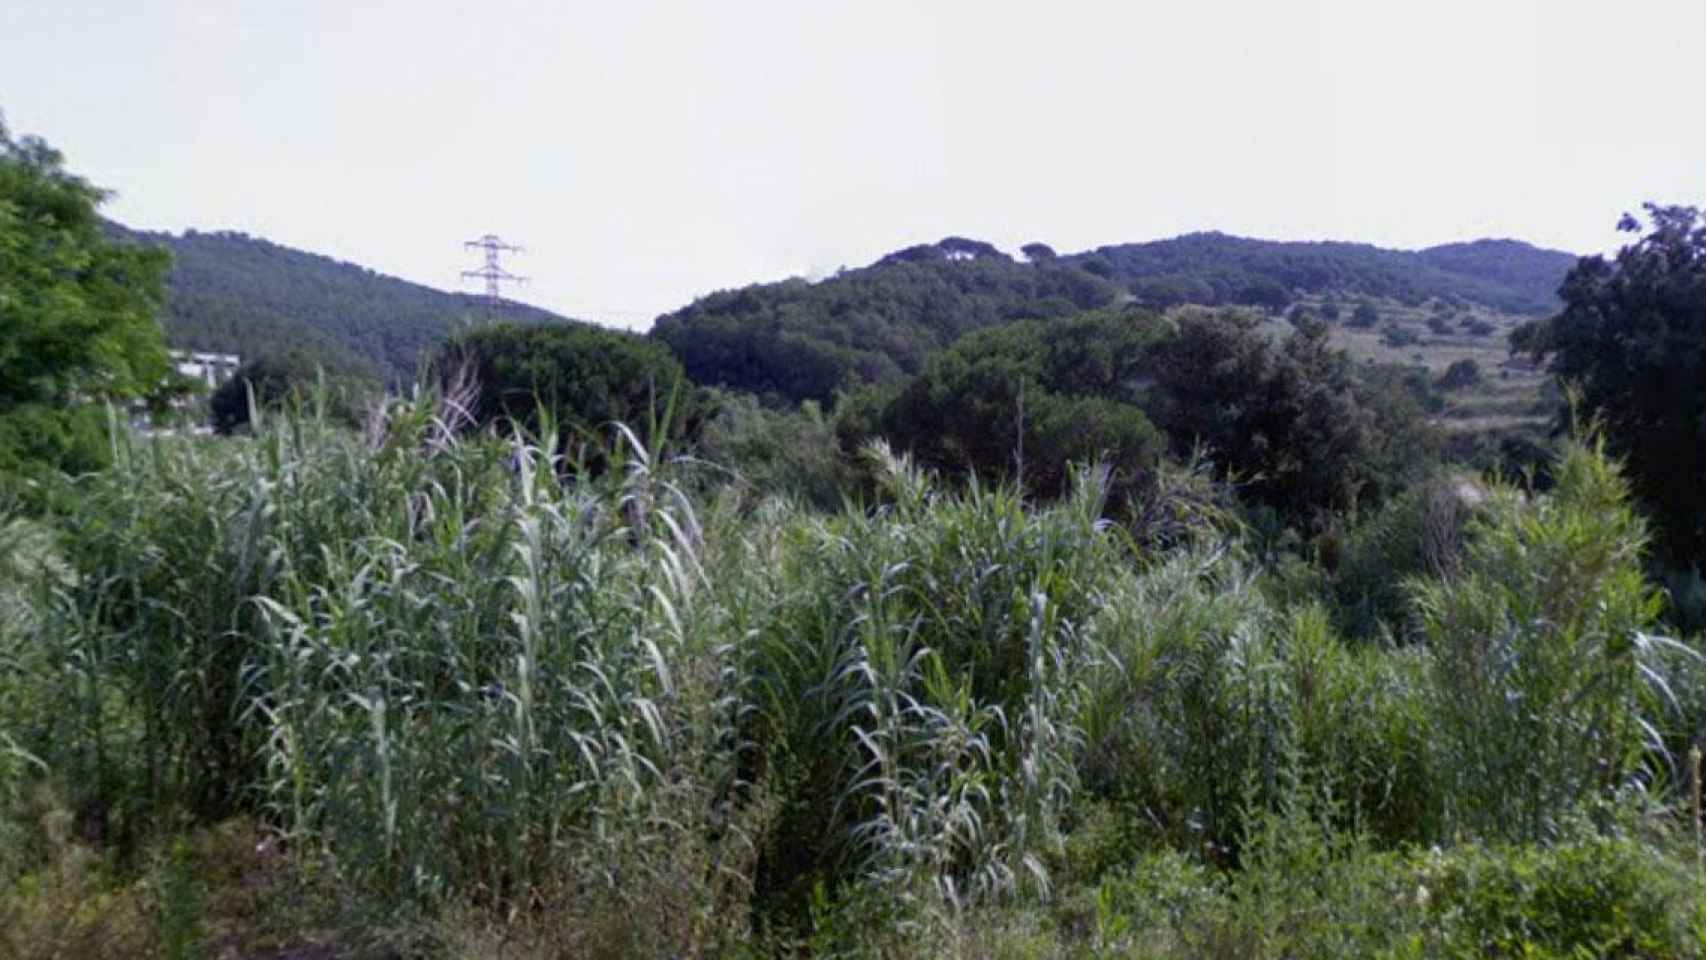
{"left": 3, "top": 395, "right": 1704, "bottom": 956}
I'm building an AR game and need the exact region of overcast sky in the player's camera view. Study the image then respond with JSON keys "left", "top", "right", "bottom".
{"left": 4, "top": 0, "right": 1703, "bottom": 329}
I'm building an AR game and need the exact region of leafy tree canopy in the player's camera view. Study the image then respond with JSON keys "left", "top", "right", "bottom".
{"left": 1514, "top": 204, "right": 1706, "bottom": 559}
{"left": 843, "top": 309, "right": 1168, "bottom": 500}
{"left": 1147, "top": 310, "right": 1437, "bottom": 523}
{"left": 845, "top": 305, "right": 1435, "bottom": 524}
{"left": 654, "top": 232, "right": 1572, "bottom": 412}
{"left": 437, "top": 321, "right": 706, "bottom": 463}
{"left": 0, "top": 117, "right": 172, "bottom": 482}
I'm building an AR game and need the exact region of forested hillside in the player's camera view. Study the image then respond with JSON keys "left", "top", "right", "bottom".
{"left": 106, "top": 223, "right": 571, "bottom": 384}
{"left": 1071, "top": 231, "right": 1574, "bottom": 314}
{"left": 654, "top": 233, "right": 1574, "bottom": 404}
{"left": 652, "top": 247, "right": 1121, "bottom": 406}
{"left": 98, "top": 222, "right": 1572, "bottom": 405}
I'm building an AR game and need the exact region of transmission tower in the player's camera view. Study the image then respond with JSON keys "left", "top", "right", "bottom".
{"left": 461, "top": 234, "right": 527, "bottom": 305}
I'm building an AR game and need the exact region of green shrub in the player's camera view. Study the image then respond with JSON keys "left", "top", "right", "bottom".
{"left": 1415, "top": 436, "right": 1672, "bottom": 842}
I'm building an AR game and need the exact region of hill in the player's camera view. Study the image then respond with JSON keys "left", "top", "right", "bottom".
{"left": 651, "top": 247, "right": 1122, "bottom": 406}
{"left": 1415, "top": 238, "right": 1580, "bottom": 308}
{"left": 106, "top": 223, "right": 1575, "bottom": 406}
{"left": 1072, "top": 232, "right": 1576, "bottom": 315}
{"left": 651, "top": 232, "right": 1576, "bottom": 405}
{"left": 107, "top": 223, "right": 572, "bottom": 384}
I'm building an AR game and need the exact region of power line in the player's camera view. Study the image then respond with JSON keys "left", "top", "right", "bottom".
{"left": 461, "top": 234, "right": 527, "bottom": 305}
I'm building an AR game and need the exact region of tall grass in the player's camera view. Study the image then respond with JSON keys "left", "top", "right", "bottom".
{"left": 3, "top": 397, "right": 1705, "bottom": 956}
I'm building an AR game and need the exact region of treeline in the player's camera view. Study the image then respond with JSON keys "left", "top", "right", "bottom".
{"left": 388, "top": 305, "right": 1434, "bottom": 581}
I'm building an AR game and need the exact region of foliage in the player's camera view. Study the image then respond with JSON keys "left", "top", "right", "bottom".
{"left": 839, "top": 307, "right": 1435, "bottom": 527}
{"left": 1414, "top": 436, "right": 1671, "bottom": 842}
{"left": 1435, "top": 357, "right": 1483, "bottom": 391}
{"left": 1516, "top": 204, "right": 1706, "bottom": 562}
{"left": 849, "top": 310, "right": 1167, "bottom": 500}
{"left": 6, "top": 387, "right": 1706, "bottom": 956}
{"left": 436, "top": 320, "right": 706, "bottom": 464}
{"left": 1319, "top": 475, "right": 1475, "bottom": 641}
{"left": 654, "top": 232, "right": 1570, "bottom": 411}
{"left": 1145, "top": 310, "right": 1436, "bottom": 525}
{"left": 737, "top": 446, "right": 1121, "bottom": 924}
{"left": 1380, "top": 322, "right": 1419, "bottom": 348}
{"left": 1464, "top": 316, "right": 1497, "bottom": 337}
{"left": 692, "top": 391, "right": 845, "bottom": 509}
{"left": 1417, "top": 238, "right": 1576, "bottom": 311}
{"left": 0, "top": 118, "right": 173, "bottom": 488}
{"left": 208, "top": 344, "right": 379, "bottom": 434}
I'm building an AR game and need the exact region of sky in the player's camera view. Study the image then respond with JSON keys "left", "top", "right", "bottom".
{"left": 4, "top": 0, "right": 1703, "bottom": 330}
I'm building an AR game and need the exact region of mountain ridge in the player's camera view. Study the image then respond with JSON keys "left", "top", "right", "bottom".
{"left": 110, "top": 220, "right": 1577, "bottom": 404}
{"left": 657, "top": 230, "right": 1577, "bottom": 405}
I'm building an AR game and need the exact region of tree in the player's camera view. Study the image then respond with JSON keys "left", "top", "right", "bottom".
{"left": 438, "top": 321, "right": 706, "bottom": 465}
{"left": 1435, "top": 358, "right": 1482, "bottom": 391}
{"left": 0, "top": 116, "right": 173, "bottom": 485}
{"left": 1146, "top": 310, "right": 1432, "bottom": 523}
{"left": 851, "top": 310, "right": 1166, "bottom": 500}
{"left": 1021, "top": 242, "right": 1057, "bottom": 261}
{"left": 1514, "top": 204, "right": 1706, "bottom": 559}
{"left": 208, "top": 345, "right": 378, "bottom": 434}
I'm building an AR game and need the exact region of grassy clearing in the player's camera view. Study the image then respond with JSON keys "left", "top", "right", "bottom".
{"left": 1277, "top": 293, "right": 1555, "bottom": 440}
{"left": 3, "top": 396, "right": 1705, "bottom": 957}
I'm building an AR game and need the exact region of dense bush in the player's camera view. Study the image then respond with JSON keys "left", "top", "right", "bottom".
{"left": 1146, "top": 310, "right": 1436, "bottom": 525}
{"left": 1435, "top": 357, "right": 1483, "bottom": 390}
{"left": 692, "top": 391, "right": 846, "bottom": 509}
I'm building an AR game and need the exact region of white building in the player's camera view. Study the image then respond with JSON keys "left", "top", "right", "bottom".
{"left": 172, "top": 350, "right": 242, "bottom": 390}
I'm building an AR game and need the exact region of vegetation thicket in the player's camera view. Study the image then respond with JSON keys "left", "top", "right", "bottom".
{"left": 5, "top": 396, "right": 1706, "bottom": 958}
{"left": 841, "top": 307, "right": 1437, "bottom": 530}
